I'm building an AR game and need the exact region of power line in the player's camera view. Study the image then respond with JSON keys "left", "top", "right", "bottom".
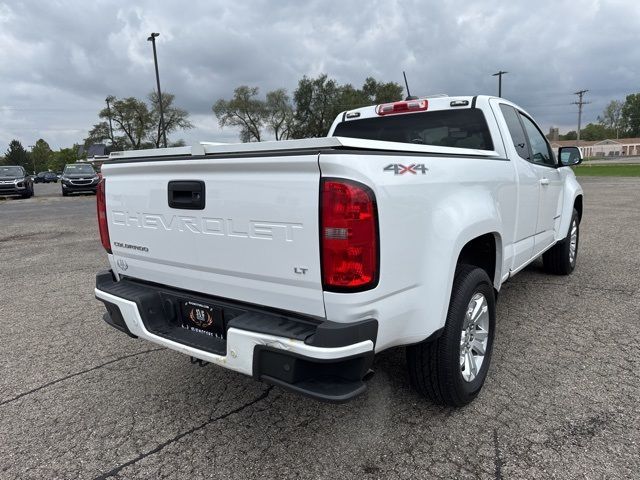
{"left": 572, "top": 90, "right": 591, "bottom": 144}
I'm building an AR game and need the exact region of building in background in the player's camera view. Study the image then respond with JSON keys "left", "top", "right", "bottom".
{"left": 551, "top": 138, "right": 640, "bottom": 158}
{"left": 547, "top": 127, "right": 560, "bottom": 142}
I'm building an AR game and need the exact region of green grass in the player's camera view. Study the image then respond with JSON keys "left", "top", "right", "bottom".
{"left": 573, "top": 164, "right": 640, "bottom": 177}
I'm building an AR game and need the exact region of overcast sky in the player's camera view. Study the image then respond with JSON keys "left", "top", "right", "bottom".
{"left": 1, "top": 0, "right": 638, "bottom": 153}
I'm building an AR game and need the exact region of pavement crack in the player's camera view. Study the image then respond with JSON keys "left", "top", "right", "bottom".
{"left": 493, "top": 428, "right": 503, "bottom": 480}
{"left": 0, "top": 347, "right": 164, "bottom": 407}
{"left": 94, "top": 385, "right": 273, "bottom": 480}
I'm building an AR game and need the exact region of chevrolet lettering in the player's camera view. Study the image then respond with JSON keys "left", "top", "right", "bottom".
{"left": 111, "top": 211, "right": 303, "bottom": 242}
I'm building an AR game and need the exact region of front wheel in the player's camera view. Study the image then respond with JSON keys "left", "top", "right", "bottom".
{"left": 22, "top": 185, "right": 34, "bottom": 198}
{"left": 543, "top": 209, "right": 579, "bottom": 275}
{"left": 407, "top": 264, "right": 496, "bottom": 406}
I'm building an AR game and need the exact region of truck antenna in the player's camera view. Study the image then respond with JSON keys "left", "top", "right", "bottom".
{"left": 403, "top": 71, "right": 418, "bottom": 100}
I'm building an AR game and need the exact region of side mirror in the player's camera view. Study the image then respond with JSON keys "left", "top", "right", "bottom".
{"left": 558, "top": 146, "right": 582, "bottom": 167}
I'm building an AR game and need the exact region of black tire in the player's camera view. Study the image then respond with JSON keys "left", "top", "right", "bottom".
{"left": 543, "top": 209, "right": 579, "bottom": 275}
{"left": 62, "top": 190, "right": 68, "bottom": 197}
{"left": 21, "top": 185, "right": 34, "bottom": 199}
{"left": 407, "top": 264, "right": 496, "bottom": 407}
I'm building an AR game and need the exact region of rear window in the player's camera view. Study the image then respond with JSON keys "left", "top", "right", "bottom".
{"left": 333, "top": 109, "right": 494, "bottom": 150}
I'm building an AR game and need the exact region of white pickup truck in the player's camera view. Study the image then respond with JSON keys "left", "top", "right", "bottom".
{"left": 95, "top": 95, "right": 583, "bottom": 406}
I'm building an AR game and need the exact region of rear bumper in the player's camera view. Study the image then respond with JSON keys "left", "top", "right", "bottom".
{"left": 95, "top": 270, "right": 377, "bottom": 402}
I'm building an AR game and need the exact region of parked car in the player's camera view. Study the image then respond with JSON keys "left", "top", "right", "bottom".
{"left": 34, "top": 171, "right": 58, "bottom": 183}
{"left": 60, "top": 163, "right": 100, "bottom": 196}
{"left": 0, "top": 165, "right": 34, "bottom": 198}
{"left": 94, "top": 95, "right": 583, "bottom": 406}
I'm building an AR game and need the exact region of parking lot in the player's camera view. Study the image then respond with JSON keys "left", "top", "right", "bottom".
{"left": 1, "top": 178, "right": 638, "bottom": 479}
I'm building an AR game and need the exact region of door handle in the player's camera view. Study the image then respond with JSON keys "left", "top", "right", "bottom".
{"left": 168, "top": 180, "right": 206, "bottom": 210}
{"left": 540, "top": 178, "right": 550, "bottom": 186}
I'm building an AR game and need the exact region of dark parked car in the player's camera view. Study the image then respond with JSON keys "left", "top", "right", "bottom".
{"left": 34, "top": 171, "right": 59, "bottom": 183}
{"left": 60, "top": 163, "right": 100, "bottom": 196}
{"left": 0, "top": 166, "right": 34, "bottom": 198}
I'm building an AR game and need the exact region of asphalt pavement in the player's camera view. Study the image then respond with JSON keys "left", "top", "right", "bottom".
{"left": 0, "top": 179, "right": 638, "bottom": 479}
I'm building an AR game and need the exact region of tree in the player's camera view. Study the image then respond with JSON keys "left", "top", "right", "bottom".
{"left": 291, "top": 75, "right": 404, "bottom": 138}
{"left": 560, "top": 131, "right": 577, "bottom": 141}
{"left": 213, "top": 86, "right": 267, "bottom": 142}
{"left": 103, "top": 96, "right": 152, "bottom": 149}
{"left": 620, "top": 93, "right": 640, "bottom": 137}
{"left": 4, "top": 140, "right": 29, "bottom": 170}
{"left": 148, "top": 92, "right": 194, "bottom": 148}
{"left": 85, "top": 122, "right": 116, "bottom": 148}
{"left": 85, "top": 93, "right": 192, "bottom": 150}
{"left": 49, "top": 147, "right": 78, "bottom": 172}
{"left": 580, "top": 123, "right": 612, "bottom": 141}
{"left": 265, "top": 89, "right": 294, "bottom": 140}
{"left": 597, "top": 100, "right": 623, "bottom": 139}
{"left": 30, "top": 139, "right": 53, "bottom": 172}
{"left": 361, "top": 77, "right": 404, "bottom": 104}
{"left": 291, "top": 74, "right": 342, "bottom": 139}
{"left": 213, "top": 76, "right": 405, "bottom": 142}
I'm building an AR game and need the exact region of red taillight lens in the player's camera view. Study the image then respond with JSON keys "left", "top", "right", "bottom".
{"left": 377, "top": 99, "right": 428, "bottom": 116}
{"left": 96, "top": 179, "right": 111, "bottom": 253}
{"left": 321, "top": 179, "right": 378, "bottom": 291}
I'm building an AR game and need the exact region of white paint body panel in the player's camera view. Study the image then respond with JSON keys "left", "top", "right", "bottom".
{"left": 100, "top": 95, "right": 583, "bottom": 358}
{"left": 103, "top": 155, "right": 326, "bottom": 317}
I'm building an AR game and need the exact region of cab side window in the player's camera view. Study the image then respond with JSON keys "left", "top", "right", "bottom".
{"left": 499, "top": 104, "right": 529, "bottom": 160}
{"left": 519, "top": 115, "right": 555, "bottom": 167}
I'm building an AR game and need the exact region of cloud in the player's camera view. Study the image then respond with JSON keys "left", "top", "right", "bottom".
{"left": 1, "top": 0, "right": 639, "bottom": 152}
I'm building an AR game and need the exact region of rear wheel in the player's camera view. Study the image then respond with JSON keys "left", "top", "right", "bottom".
{"left": 543, "top": 208, "right": 579, "bottom": 275}
{"left": 407, "top": 264, "right": 496, "bottom": 406}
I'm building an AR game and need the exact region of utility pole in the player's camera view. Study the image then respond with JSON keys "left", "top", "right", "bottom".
{"left": 147, "top": 32, "right": 167, "bottom": 148}
{"left": 105, "top": 96, "right": 115, "bottom": 148}
{"left": 492, "top": 71, "right": 508, "bottom": 97}
{"left": 572, "top": 90, "right": 591, "bottom": 145}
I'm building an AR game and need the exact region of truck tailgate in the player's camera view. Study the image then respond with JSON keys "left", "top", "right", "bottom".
{"left": 102, "top": 154, "right": 325, "bottom": 317}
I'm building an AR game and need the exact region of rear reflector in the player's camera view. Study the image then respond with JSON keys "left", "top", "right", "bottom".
{"left": 321, "top": 179, "right": 379, "bottom": 291}
{"left": 97, "top": 179, "right": 111, "bottom": 253}
{"left": 377, "top": 99, "right": 428, "bottom": 116}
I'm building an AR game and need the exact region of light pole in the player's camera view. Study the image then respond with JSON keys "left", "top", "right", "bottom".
{"left": 105, "top": 96, "right": 115, "bottom": 148}
{"left": 492, "top": 71, "right": 508, "bottom": 97}
{"left": 147, "top": 32, "right": 167, "bottom": 148}
{"left": 28, "top": 145, "right": 35, "bottom": 174}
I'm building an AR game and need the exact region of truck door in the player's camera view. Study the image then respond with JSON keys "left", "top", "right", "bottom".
{"left": 518, "top": 113, "right": 564, "bottom": 256}
{"left": 493, "top": 102, "right": 540, "bottom": 271}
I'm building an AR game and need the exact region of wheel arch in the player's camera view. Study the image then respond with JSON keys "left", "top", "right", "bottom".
{"left": 574, "top": 194, "right": 583, "bottom": 223}
{"left": 557, "top": 173, "right": 583, "bottom": 241}
{"left": 456, "top": 232, "right": 502, "bottom": 291}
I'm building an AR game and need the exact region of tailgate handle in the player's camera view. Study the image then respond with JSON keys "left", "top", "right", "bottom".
{"left": 168, "top": 181, "right": 205, "bottom": 210}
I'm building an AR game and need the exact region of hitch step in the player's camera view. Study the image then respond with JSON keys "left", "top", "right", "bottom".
{"left": 190, "top": 356, "right": 209, "bottom": 367}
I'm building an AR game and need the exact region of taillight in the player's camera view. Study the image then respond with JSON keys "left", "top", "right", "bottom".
{"left": 321, "top": 179, "right": 379, "bottom": 291}
{"left": 97, "top": 179, "right": 111, "bottom": 253}
{"left": 377, "top": 99, "right": 428, "bottom": 116}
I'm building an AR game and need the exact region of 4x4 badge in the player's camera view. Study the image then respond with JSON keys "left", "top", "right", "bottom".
{"left": 384, "top": 164, "right": 428, "bottom": 175}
